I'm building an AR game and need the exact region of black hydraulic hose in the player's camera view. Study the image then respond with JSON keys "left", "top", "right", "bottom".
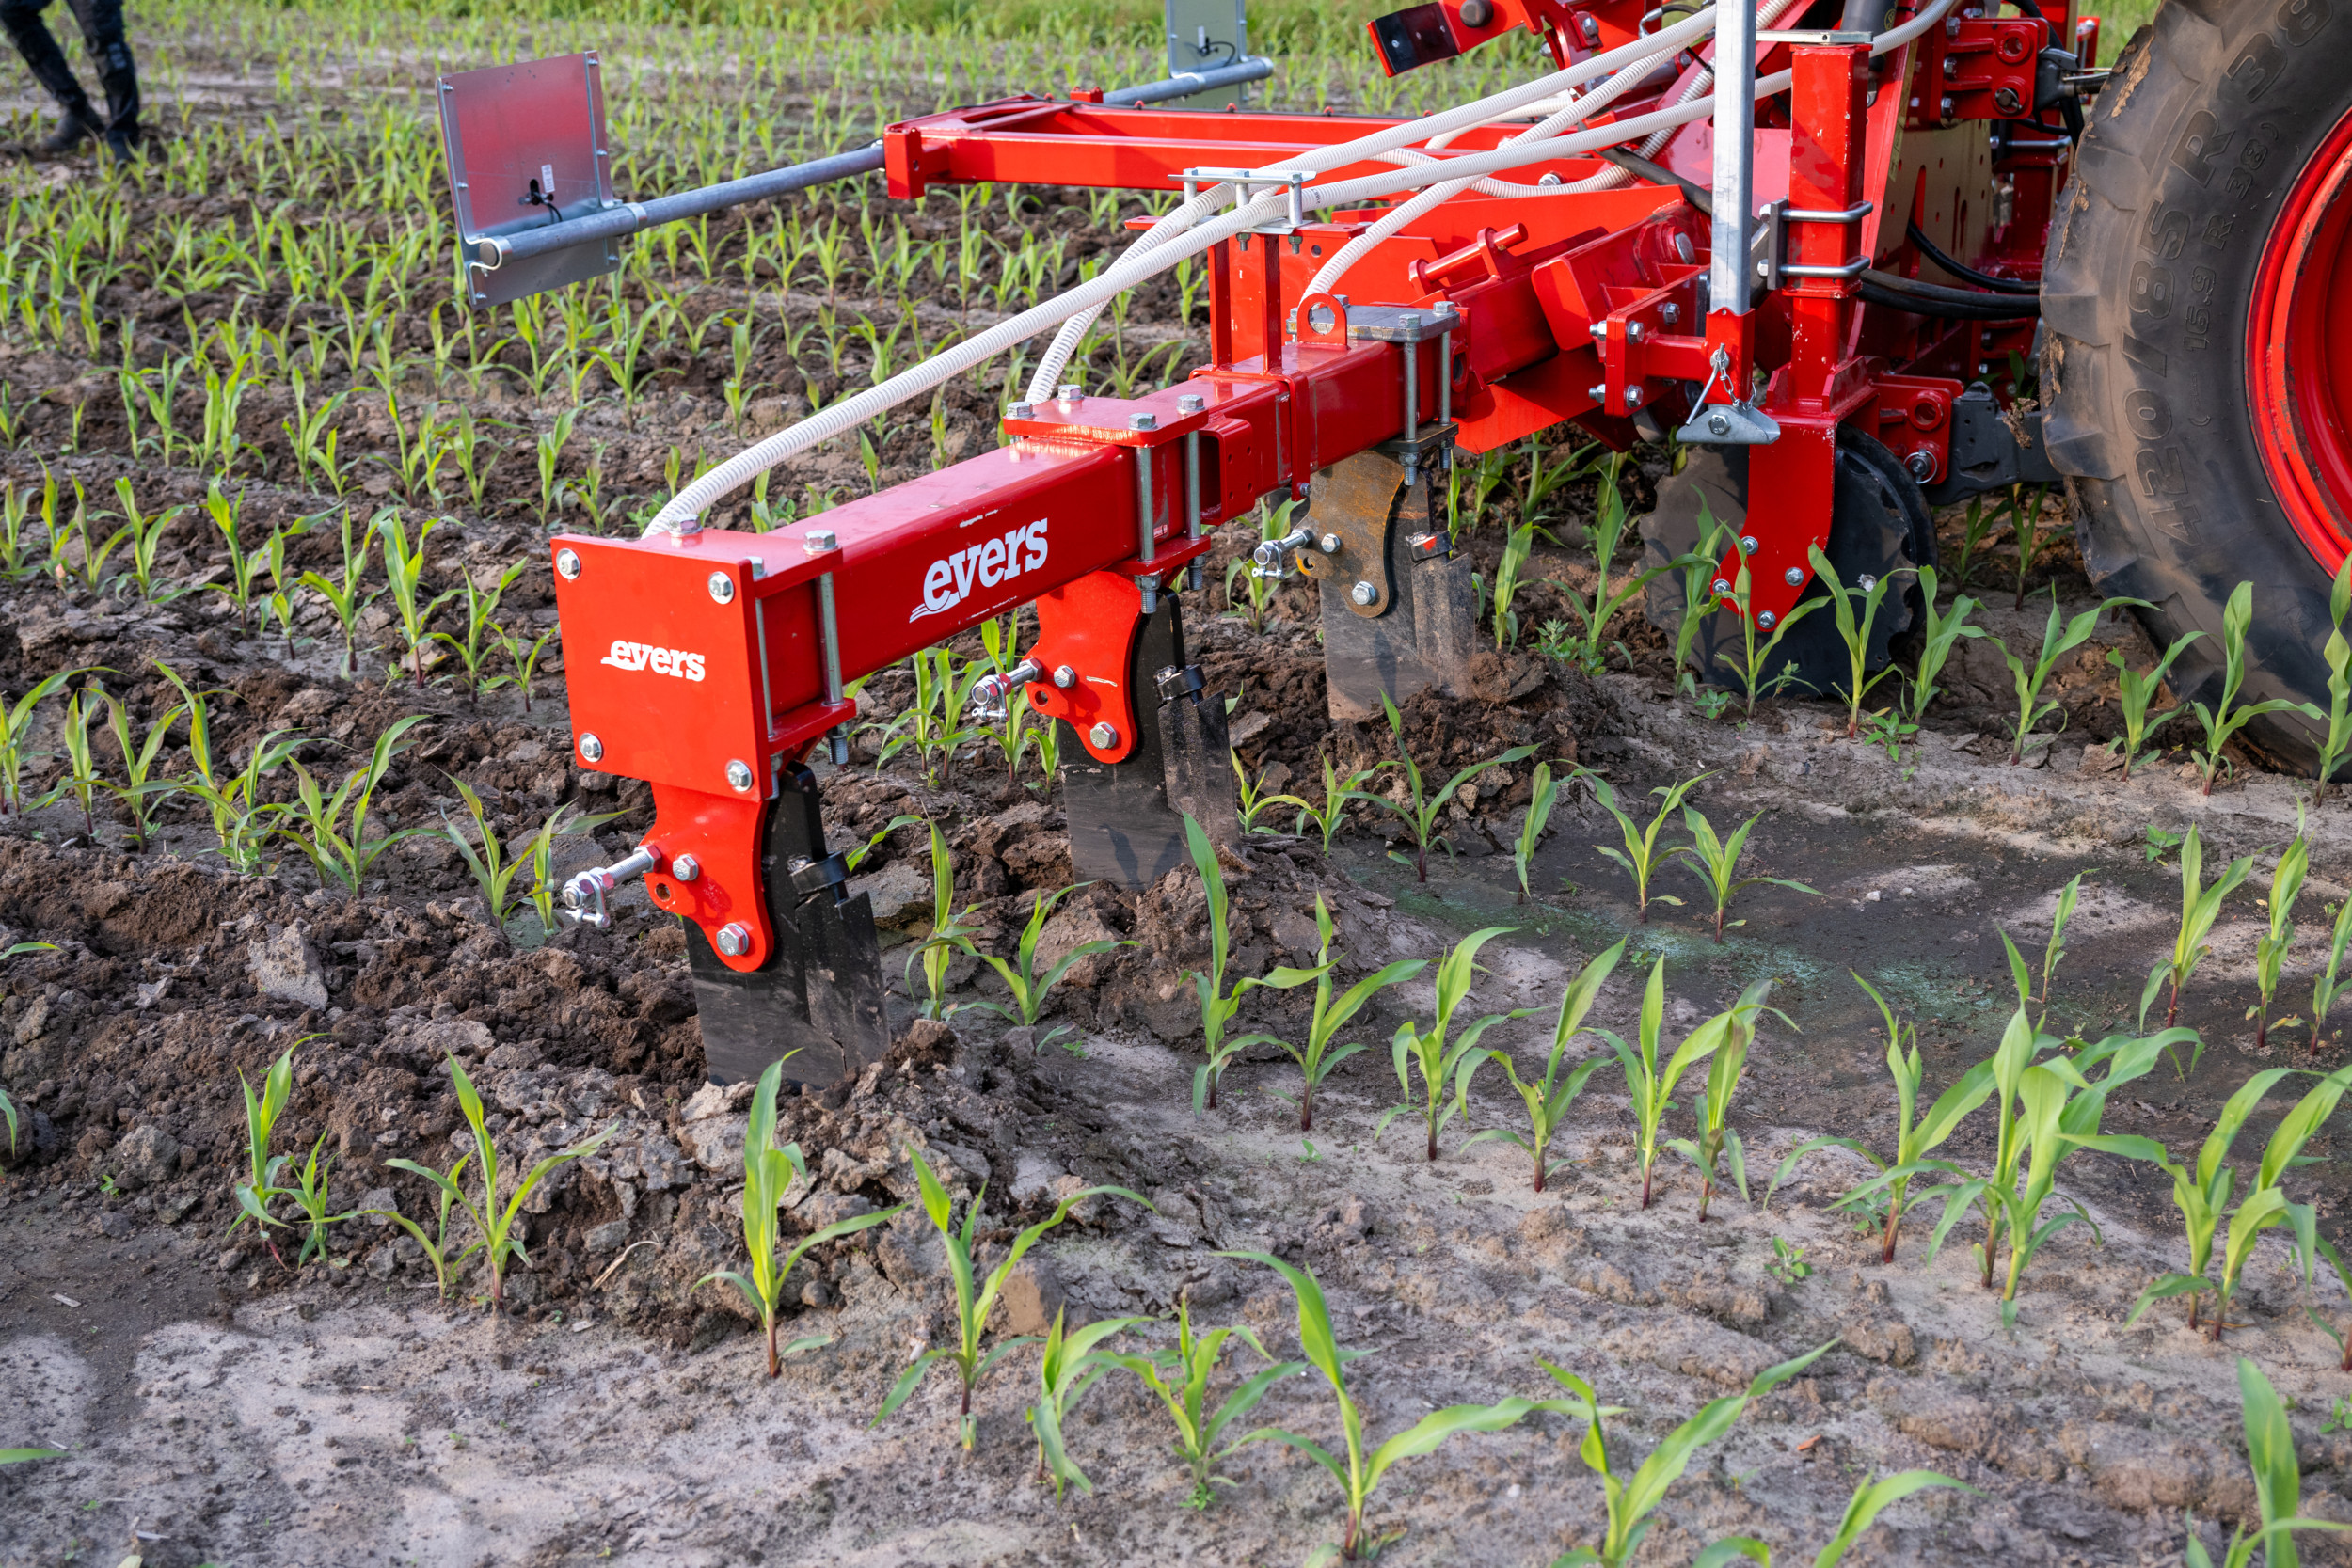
{"left": 1903, "top": 218, "right": 2041, "bottom": 294}
{"left": 1601, "top": 147, "right": 1712, "bottom": 212}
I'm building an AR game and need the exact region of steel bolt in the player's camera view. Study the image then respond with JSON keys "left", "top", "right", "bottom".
{"left": 804, "top": 528, "right": 838, "bottom": 556}
{"left": 578, "top": 733, "right": 604, "bottom": 763}
{"left": 1673, "top": 233, "right": 1695, "bottom": 264}
{"left": 1661, "top": 302, "right": 1681, "bottom": 325}
{"left": 714, "top": 922, "right": 752, "bottom": 958}
{"left": 707, "top": 571, "right": 735, "bottom": 604}
{"left": 1906, "top": 451, "right": 1937, "bottom": 482}
{"left": 1708, "top": 413, "right": 1732, "bottom": 437}
{"left": 1053, "top": 664, "right": 1077, "bottom": 689}
{"left": 1588, "top": 384, "right": 1609, "bottom": 402}
{"left": 1006, "top": 400, "right": 1034, "bottom": 419}
{"left": 1739, "top": 535, "right": 1760, "bottom": 556}
{"left": 1130, "top": 412, "right": 1158, "bottom": 431}
{"left": 1784, "top": 567, "right": 1804, "bottom": 587}
{"left": 1350, "top": 580, "right": 1377, "bottom": 606}
{"left": 1057, "top": 382, "right": 1084, "bottom": 403}
{"left": 1318, "top": 532, "right": 1342, "bottom": 554}
{"left": 671, "top": 853, "right": 701, "bottom": 882}
{"left": 1712, "top": 578, "right": 1732, "bottom": 596}
{"left": 556, "top": 548, "right": 582, "bottom": 580}
{"left": 1626, "top": 321, "right": 1645, "bottom": 342}
{"left": 1757, "top": 611, "right": 1778, "bottom": 630}
{"left": 1088, "top": 721, "right": 1120, "bottom": 749}
{"left": 1859, "top": 575, "right": 1879, "bottom": 592}
{"left": 1941, "top": 95, "right": 1957, "bottom": 120}
{"left": 1994, "top": 87, "right": 2024, "bottom": 115}
{"left": 1589, "top": 323, "right": 1608, "bottom": 341}
{"left": 1946, "top": 13, "right": 1963, "bottom": 35}
{"left": 725, "top": 758, "right": 755, "bottom": 792}
{"left": 1624, "top": 386, "right": 1645, "bottom": 410}
{"left": 1176, "top": 393, "right": 1206, "bottom": 414}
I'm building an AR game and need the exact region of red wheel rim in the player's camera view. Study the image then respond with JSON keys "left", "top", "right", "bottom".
{"left": 2252, "top": 106, "right": 2352, "bottom": 575}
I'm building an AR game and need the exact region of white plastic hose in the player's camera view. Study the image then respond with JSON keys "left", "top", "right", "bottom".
{"left": 1017, "top": 5, "right": 1720, "bottom": 405}
{"left": 650, "top": 0, "right": 1960, "bottom": 532}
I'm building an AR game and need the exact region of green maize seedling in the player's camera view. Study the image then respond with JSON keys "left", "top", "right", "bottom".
{"left": 1025, "top": 1308, "right": 1152, "bottom": 1500}
{"left": 1349, "top": 693, "right": 1534, "bottom": 882}
{"left": 1994, "top": 590, "right": 2149, "bottom": 764}
{"left": 99, "top": 685, "right": 184, "bottom": 851}
{"left": 443, "top": 1052, "right": 612, "bottom": 1312}
{"left": 1713, "top": 562, "right": 1825, "bottom": 716}
{"left": 1462, "top": 940, "right": 1623, "bottom": 1192}
{"left": 1226, "top": 1250, "right": 1566, "bottom": 1561}
{"left": 1095, "top": 1301, "right": 1304, "bottom": 1509}
{"left": 958, "top": 882, "right": 1128, "bottom": 1047}
{"left": 0, "top": 668, "right": 79, "bottom": 816}
{"left": 1183, "top": 813, "right": 1322, "bottom": 1112}
{"left": 1557, "top": 455, "right": 1685, "bottom": 674}
{"left": 0, "top": 1449, "right": 63, "bottom": 1465}
{"left": 2297, "top": 1229, "right": 2352, "bottom": 1371}
{"left": 1667, "top": 978, "right": 1784, "bottom": 1220}
{"left": 2313, "top": 560, "right": 2352, "bottom": 800}
{"left": 370, "top": 1150, "right": 475, "bottom": 1299}
{"left": 2194, "top": 581, "right": 2321, "bottom": 797}
{"left": 869, "top": 647, "right": 985, "bottom": 788}
{"left": 1693, "top": 1469, "right": 1975, "bottom": 1568}
{"left": 441, "top": 777, "right": 547, "bottom": 929}
{"left": 1671, "top": 499, "right": 1732, "bottom": 681}
{"left": 485, "top": 622, "right": 556, "bottom": 715}
{"left": 1542, "top": 1342, "right": 1835, "bottom": 1567}
{"left": 278, "top": 715, "right": 429, "bottom": 896}
{"left": 1773, "top": 974, "right": 1994, "bottom": 1262}
{"left": 1672, "top": 802, "right": 1819, "bottom": 942}
{"left": 155, "top": 658, "right": 298, "bottom": 874}
{"left": 2002, "top": 483, "right": 2054, "bottom": 610}
{"left": 433, "top": 560, "right": 525, "bottom": 708}
{"left": 1488, "top": 518, "right": 1536, "bottom": 651}
{"left": 1806, "top": 545, "right": 1906, "bottom": 739}
{"left": 699, "top": 1058, "right": 902, "bottom": 1375}
{"left": 0, "top": 942, "right": 54, "bottom": 1152}
{"left": 1589, "top": 770, "right": 1708, "bottom": 924}
{"left": 296, "top": 507, "right": 377, "bottom": 680}
{"left": 2032, "top": 873, "right": 2085, "bottom": 1021}
{"left": 522, "top": 803, "right": 622, "bottom": 938}
{"left": 1602, "top": 958, "right": 1759, "bottom": 1209}
{"left": 2181, "top": 1358, "right": 2352, "bottom": 1568}
{"left": 68, "top": 481, "right": 131, "bottom": 594}
{"left": 230, "top": 1041, "right": 299, "bottom": 1266}
{"left": 1233, "top": 753, "right": 1309, "bottom": 836}
{"left": 840, "top": 814, "right": 922, "bottom": 876}
{"left": 377, "top": 513, "right": 457, "bottom": 690}
{"left": 1513, "top": 761, "right": 1560, "bottom": 904}
{"left": 872, "top": 1145, "right": 1143, "bottom": 1449}
{"left": 52, "top": 685, "right": 105, "bottom": 839}
{"left": 1263, "top": 895, "right": 1422, "bottom": 1132}
{"left": 1294, "top": 751, "right": 1377, "bottom": 854}
{"left": 2140, "top": 824, "right": 2254, "bottom": 1037}
{"left": 2249, "top": 830, "right": 2309, "bottom": 1050}
{"left": 2105, "top": 628, "right": 2202, "bottom": 778}
{"left": 2310, "top": 895, "right": 2352, "bottom": 1056}
{"left": 108, "top": 478, "right": 184, "bottom": 604}
{"left": 1384, "top": 926, "right": 1528, "bottom": 1163}
{"left": 201, "top": 479, "right": 265, "bottom": 634}
{"left": 277, "top": 1133, "right": 357, "bottom": 1267}
{"left": 904, "top": 819, "right": 977, "bottom": 1022}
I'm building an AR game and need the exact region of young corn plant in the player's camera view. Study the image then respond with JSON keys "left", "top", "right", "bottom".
{"left": 957, "top": 883, "right": 1128, "bottom": 1052}
{"left": 1667, "top": 979, "right": 1783, "bottom": 1221}
{"left": 108, "top": 479, "right": 184, "bottom": 604}
{"left": 485, "top": 622, "right": 556, "bottom": 714}
{"left": 1513, "top": 760, "right": 1561, "bottom": 904}
{"left": 1349, "top": 694, "right": 1534, "bottom": 882}
{"left": 1184, "top": 814, "right": 1323, "bottom": 1112}
{"left": 699, "top": 1059, "right": 903, "bottom": 1375}
{"left": 98, "top": 686, "right": 184, "bottom": 851}
{"left": 1672, "top": 802, "right": 1820, "bottom": 942}
{"left": 433, "top": 560, "right": 524, "bottom": 708}
{"left": 1806, "top": 545, "right": 1905, "bottom": 738}
{"left": 1905, "top": 566, "right": 1983, "bottom": 725}
{"left": 2249, "top": 830, "right": 2310, "bottom": 1050}
{"left": 2138, "top": 824, "right": 2255, "bottom": 1036}
{"left": 443, "top": 1053, "right": 612, "bottom": 1312}
{"left": 2180, "top": 1359, "right": 2352, "bottom": 1568}
{"left": 1294, "top": 752, "right": 1377, "bottom": 854}
{"left": 1541, "top": 1342, "right": 1835, "bottom": 1568}
{"left": 201, "top": 480, "right": 265, "bottom": 634}
{"left": 278, "top": 715, "right": 430, "bottom": 896}
{"left": 1383, "top": 927, "right": 1527, "bottom": 1163}
{"left": 1462, "top": 940, "right": 1624, "bottom": 1192}
{"left": 52, "top": 685, "right": 105, "bottom": 839}
{"left": 1603, "top": 958, "right": 1756, "bottom": 1209}
{"left": 1700, "top": 1471, "right": 1976, "bottom": 1568}
{"left": 369, "top": 1150, "right": 474, "bottom": 1299}
{"left": 1556, "top": 458, "right": 1678, "bottom": 674}
{"left": 296, "top": 507, "right": 378, "bottom": 680}
{"left": 873, "top": 1146, "right": 1143, "bottom": 1449}
{"left": 1263, "top": 895, "right": 1423, "bottom": 1132}
{"left": 1771, "top": 975, "right": 1996, "bottom": 1263}
{"left": 1096, "top": 1302, "right": 1304, "bottom": 1510}
{"left": 1026, "top": 1309, "right": 1153, "bottom": 1500}
{"left": 2310, "top": 894, "right": 2352, "bottom": 1055}
{"left": 1997, "top": 591, "right": 2149, "bottom": 764}
{"left": 230, "top": 1042, "right": 298, "bottom": 1265}
{"left": 1225, "top": 1251, "right": 1565, "bottom": 1561}
{"left": 0, "top": 669, "right": 76, "bottom": 815}
{"left": 278, "top": 1134, "right": 358, "bottom": 1267}
{"left": 1589, "top": 771, "right": 1709, "bottom": 924}
{"left": 377, "top": 512, "right": 455, "bottom": 690}
{"left": 2104, "top": 629, "right": 2202, "bottom": 778}
{"left": 1488, "top": 519, "right": 1536, "bottom": 650}
{"left": 904, "top": 819, "right": 977, "bottom": 1022}
{"left": 1713, "top": 562, "right": 1825, "bottom": 716}
{"left": 2194, "top": 581, "right": 2320, "bottom": 796}
{"left": 2313, "top": 560, "right": 2352, "bottom": 800}
{"left": 2297, "top": 1228, "right": 2352, "bottom": 1371}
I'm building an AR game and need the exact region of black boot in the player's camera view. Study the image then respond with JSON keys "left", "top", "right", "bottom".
{"left": 1, "top": 3, "right": 100, "bottom": 154}
{"left": 96, "top": 36, "right": 137, "bottom": 159}
{"left": 38, "top": 107, "right": 98, "bottom": 152}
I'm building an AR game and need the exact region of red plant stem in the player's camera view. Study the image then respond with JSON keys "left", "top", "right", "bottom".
{"left": 2257, "top": 1012, "right": 2269, "bottom": 1051}
{"left": 766, "top": 1318, "right": 781, "bottom": 1378}
{"left": 1300, "top": 1088, "right": 1313, "bottom": 1133}
{"left": 1425, "top": 1127, "right": 1438, "bottom": 1163}
{"left": 1641, "top": 1165, "right": 1654, "bottom": 1209}
{"left": 2168, "top": 979, "right": 2182, "bottom": 1032}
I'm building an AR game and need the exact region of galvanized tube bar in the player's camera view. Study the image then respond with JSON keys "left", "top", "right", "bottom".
{"left": 1709, "top": 0, "right": 1759, "bottom": 317}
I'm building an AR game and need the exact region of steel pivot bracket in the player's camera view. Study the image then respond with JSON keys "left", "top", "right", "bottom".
{"left": 1060, "top": 591, "right": 1238, "bottom": 887}
{"left": 686, "top": 763, "right": 889, "bottom": 1089}
{"left": 1309, "top": 449, "right": 1480, "bottom": 721}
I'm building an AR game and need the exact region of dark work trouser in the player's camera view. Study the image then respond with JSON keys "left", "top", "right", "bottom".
{"left": 0, "top": 0, "right": 137, "bottom": 135}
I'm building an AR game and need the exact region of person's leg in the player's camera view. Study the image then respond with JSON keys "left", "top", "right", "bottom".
{"left": 0, "top": 0, "right": 102, "bottom": 151}
{"left": 61, "top": 0, "right": 133, "bottom": 151}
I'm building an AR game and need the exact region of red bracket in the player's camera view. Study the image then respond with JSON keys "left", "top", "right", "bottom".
{"left": 640, "top": 785, "right": 771, "bottom": 974}
{"left": 1905, "top": 15, "right": 2047, "bottom": 127}
{"left": 1025, "top": 570, "right": 1147, "bottom": 765}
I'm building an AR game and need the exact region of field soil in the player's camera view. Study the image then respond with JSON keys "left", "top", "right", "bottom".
{"left": 7, "top": 9, "right": 2352, "bottom": 1568}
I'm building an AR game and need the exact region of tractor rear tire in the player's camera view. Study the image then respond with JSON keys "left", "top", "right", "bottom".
{"left": 2042, "top": 0, "right": 2352, "bottom": 771}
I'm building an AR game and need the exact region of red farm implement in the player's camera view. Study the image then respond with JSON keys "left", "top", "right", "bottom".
{"left": 436, "top": 1, "right": 2352, "bottom": 1087}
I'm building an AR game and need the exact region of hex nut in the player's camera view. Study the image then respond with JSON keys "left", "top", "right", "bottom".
{"left": 556, "top": 548, "right": 582, "bottom": 580}
{"left": 1129, "top": 412, "right": 1158, "bottom": 431}
{"left": 1708, "top": 413, "right": 1732, "bottom": 437}
{"left": 1053, "top": 664, "right": 1077, "bottom": 689}
{"left": 1088, "top": 722, "right": 1119, "bottom": 749}
{"left": 714, "top": 923, "right": 752, "bottom": 958}
{"left": 725, "top": 759, "right": 755, "bottom": 792}
{"left": 1176, "top": 393, "right": 1206, "bottom": 414}
{"left": 803, "top": 528, "right": 838, "bottom": 556}
{"left": 671, "top": 854, "right": 701, "bottom": 882}
{"left": 578, "top": 733, "right": 604, "bottom": 763}
{"left": 1350, "top": 580, "right": 1377, "bottom": 607}
{"left": 1318, "top": 532, "right": 1342, "bottom": 554}
{"left": 1006, "top": 401, "right": 1034, "bottom": 419}
{"left": 1712, "top": 578, "right": 1732, "bottom": 596}
{"left": 707, "top": 571, "right": 735, "bottom": 604}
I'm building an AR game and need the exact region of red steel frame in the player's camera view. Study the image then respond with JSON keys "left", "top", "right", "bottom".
{"left": 552, "top": 2, "right": 2088, "bottom": 969}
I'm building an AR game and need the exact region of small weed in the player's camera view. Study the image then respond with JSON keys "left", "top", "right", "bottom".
{"left": 1770, "top": 1239, "right": 1812, "bottom": 1284}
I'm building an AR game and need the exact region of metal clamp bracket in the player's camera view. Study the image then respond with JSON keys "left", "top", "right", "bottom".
{"left": 1177, "top": 166, "right": 1311, "bottom": 230}
{"left": 1754, "top": 198, "right": 1875, "bottom": 290}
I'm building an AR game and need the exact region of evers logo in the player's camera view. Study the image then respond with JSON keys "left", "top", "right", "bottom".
{"left": 598, "top": 640, "right": 707, "bottom": 682}
{"left": 911, "top": 519, "right": 1048, "bottom": 624}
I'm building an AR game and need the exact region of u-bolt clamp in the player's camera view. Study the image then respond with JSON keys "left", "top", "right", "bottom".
{"left": 560, "top": 844, "right": 660, "bottom": 930}
{"left": 971, "top": 659, "right": 1044, "bottom": 721}
{"left": 1251, "top": 525, "right": 1319, "bottom": 580}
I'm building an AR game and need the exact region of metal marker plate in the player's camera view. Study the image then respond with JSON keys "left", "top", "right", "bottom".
{"left": 436, "top": 52, "right": 618, "bottom": 308}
